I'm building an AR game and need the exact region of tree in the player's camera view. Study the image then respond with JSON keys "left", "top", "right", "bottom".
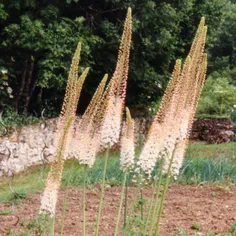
{"left": 1, "top": 0, "right": 236, "bottom": 115}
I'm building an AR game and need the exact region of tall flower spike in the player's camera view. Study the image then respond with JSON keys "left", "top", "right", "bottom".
{"left": 99, "top": 8, "right": 132, "bottom": 148}
{"left": 68, "top": 74, "right": 108, "bottom": 167}
{"left": 171, "top": 55, "right": 208, "bottom": 177}
{"left": 164, "top": 22, "right": 207, "bottom": 175}
{"left": 138, "top": 18, "right": 207, "bottom": 178}
{"left": 78, "top": 74, "right": 108, "bottom": 132}
{"left": 120, "top": 107, "right": 135, "bottom": 172}
{"left": 154, "top": 59, "right": 181, "bottom": 123}
{"left": 39, "top": 43, "right": 88, "bottom": 217}
{"left": 137, "top": 59, "right": 182, "bottom": 178}
{"left": 61, "top": 42, "right": 81, "bottom": 118}
{"left": 83, "top": 74, "right": 108, "bottom": 121}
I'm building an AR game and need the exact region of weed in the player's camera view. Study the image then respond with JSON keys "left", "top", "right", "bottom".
{"left": 9, "top": 189, "right": 27, "bottom": 204}
{"left": 221, "top": 233, "right": 236, "bottom": 236}
{"left": 211, "top": 191, "right": 217, "bottom": 198}
{"left": 0, "top": 209, "right": 12, "bottom": 215}
{"left": 172, "top": 227, "right": 189, "bottom": 236}
{"left": 8, "top": 214, "right": 50, "bottom": 236}
{"left": 191, "top": 222, "right": 201, "bottom": 230}
{"left": 206, "top": 232, "right": 214, "bottom": 236}
{"left": 230, "top": 222, "right": 236, "bottom": 233}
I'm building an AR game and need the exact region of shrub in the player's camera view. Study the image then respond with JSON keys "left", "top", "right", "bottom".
{"left": 197, "top": 76, "right": 236, "bottom": 116}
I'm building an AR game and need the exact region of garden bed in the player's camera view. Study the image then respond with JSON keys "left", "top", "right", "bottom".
{"left": 1, "top": 184, "right": 236, "bottom": 235}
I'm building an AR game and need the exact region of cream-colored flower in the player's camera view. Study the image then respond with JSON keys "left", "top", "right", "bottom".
{"left": 137, "top": 123, "right": 164, "bottom": 178}
{"left": 100, "top": 96, "right": 122, "bottom": 148}
{"left": 120, "top": 120, "right": 135, "bottom": 172}
{"left": 171, "top": 139, "right": 188, "bottom": 177}
{"left": 69, "top": 123, "right": 99, "bottom": 167}
{"left": 39, "top": 178, "right": 60, "bottom": 217}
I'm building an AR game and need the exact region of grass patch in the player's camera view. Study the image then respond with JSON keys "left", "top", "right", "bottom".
{"left": 0, "top": 142, "right": 235, "bottom": 203}
{"left": 0, "top": 154, "right": 123, "bottom": 203}
{"left": 0, "top": 168, "right": 47, "bottom": 202}
{"left": 186, "top": 142, "right": 236, "bottom": 161}
{"left": 62, "top": 154, "right": 124, "bottom": 187}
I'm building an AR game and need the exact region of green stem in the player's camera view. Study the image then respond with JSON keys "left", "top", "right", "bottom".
{"left": 50, "top": 217, "right": 55, "bottom": 236}
{"left": 126, "top": 186, "right": 141, "bottom": 236}
{"left": 83, "top": 166, "right": 87, "bottom": 236}
{"left": 114, "top": 171, "right": 127, "bottom": 236}
{"left": 154, "top": 146, "right": 177, "bottom": 235}
{"left": 60, "top": 164, "right": 74, "bottom": 236}
{"left": 144, "top": 162, "right": 163, "bottom": 235}
{"left": 124, "top": 174, "right": 129, "bottom": 228}
{"left": 140, "top": 188, "right": 144, "bottom": 221}
{"left": 95, "top": 147, "right": 109, "bottom": 236}
{"left": 148, "top": 169, "right": 163, "bottom": 235}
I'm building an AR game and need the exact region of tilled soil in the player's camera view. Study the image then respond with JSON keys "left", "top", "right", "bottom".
{"left": 0, "top": 185, "right": 236, "bottom": 236}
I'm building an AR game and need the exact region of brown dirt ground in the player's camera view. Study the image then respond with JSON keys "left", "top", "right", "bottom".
{"left": 0, "top": 184, "right": 236, "bottom": 236}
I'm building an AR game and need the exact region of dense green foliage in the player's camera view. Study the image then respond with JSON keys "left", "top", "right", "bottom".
{"left": 197, "top": 75, "right": 236, "bottom": 115}
{"left": 0, "top": 0, "right": 236, "bottom": 116}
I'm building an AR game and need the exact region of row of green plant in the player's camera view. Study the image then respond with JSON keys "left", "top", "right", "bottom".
{"left": 0, "top": 147, "right": 235, "bottom": 203}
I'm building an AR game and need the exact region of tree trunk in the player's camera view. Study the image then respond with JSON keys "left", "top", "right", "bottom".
{"left": 23, "top": 56, "right": 35, "bottom": 115}
{"left": 15, "top": 59, "right": 28, "bottom": 113}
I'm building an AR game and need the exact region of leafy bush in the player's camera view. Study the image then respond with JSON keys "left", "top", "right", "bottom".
{"left": 197, "top": 76, "right": 236, "bottom": 116}
{"left": 0, "top": 107, "right": 41, "bottom": 135}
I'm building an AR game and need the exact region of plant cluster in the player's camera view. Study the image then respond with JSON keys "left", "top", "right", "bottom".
{"left": 3, "top": 7, "right": 210, "bottom": 236}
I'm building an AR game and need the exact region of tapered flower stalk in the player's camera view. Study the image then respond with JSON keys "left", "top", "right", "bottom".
{"left": 114, "top": 107, "right": 134, "bottom": 236}
{"left": 69, "top": 121, "right": 100, "bottom": 167}
{"left": 162, "top": 24, "right": 208, "bottom": 176}
{"left": 95, "top": 8, "right": 132, "bottom": 236}
{"left": 138, "top": 17, "right": 207, "bottom": 179}
{"left": 120, "top": 108, "right": 135, "bottom": 172}
{"left": 99, "top": 7, "right": 132, "bottom": 148}
{"left": 68, "top": 74, "right": 108, "bottom": 166}
{"left": 171, "top": 53, "right": 208, "bottom": 176}
{"left": 154, "top": 59, "right": 182, "bottom": 123}
{"left": 39, "top": 43, "right": 89, "bottom": 217}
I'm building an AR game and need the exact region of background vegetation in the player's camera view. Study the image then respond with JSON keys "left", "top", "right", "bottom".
{"left": 0, "top": 142, "right": 235, "bottom": 203}
{"left": 0, "top": 0, "right": 236, "bottom": 117}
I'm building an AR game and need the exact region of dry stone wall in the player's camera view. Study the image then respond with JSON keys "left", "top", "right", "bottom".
{"left": 0, "top": 119, "right": 57, "bottom": 177}
{"left": 0, "top": 117, "right": 235, "bottom": 176}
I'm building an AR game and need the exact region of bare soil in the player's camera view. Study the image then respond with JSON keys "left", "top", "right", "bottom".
{"left": 0, "top": 184, "right": 236, "bottom": 236}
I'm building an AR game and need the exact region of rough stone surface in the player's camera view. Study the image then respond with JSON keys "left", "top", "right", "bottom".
{"left": 0, "top": 119, "right": 57, "bottom": 177}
